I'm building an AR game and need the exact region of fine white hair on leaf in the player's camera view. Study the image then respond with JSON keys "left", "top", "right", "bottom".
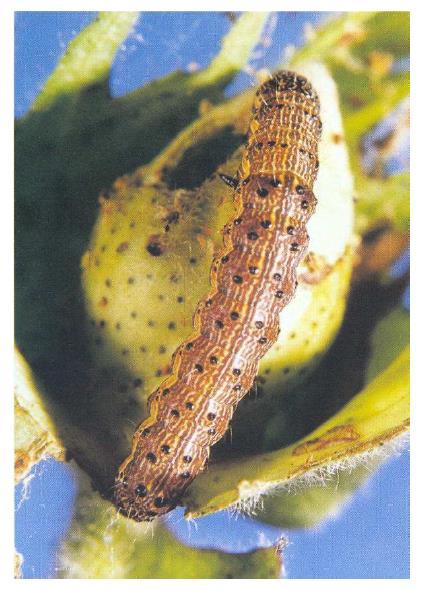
{"left": 228, "top": 432, "right": 409, "bottom": 519}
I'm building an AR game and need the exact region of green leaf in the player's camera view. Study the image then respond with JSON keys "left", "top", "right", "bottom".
{"left": 189, "top": 12, "right": 269, "bottom": 88}
{"left": 343, "top": 73, "right": 409, "bottom": 149}
{"left": 286, "top": 12, "right": 410, "bottom": 237}
{"left": 355, "top": 172, "right": 410, "bottom": 234}
{"left": 288, "top": 12, "right": 377, "bottom": 67}
{"left": 253, "top": 304, "right": 409, "bottom": 528}
{"left": 32, "top": 12, "right": 138, "bottom": 111}
{"left": 296, "top": 13, "right": 409, "bottom": 234}
{"left": 184, "top": 348, "right": 409, "bottom": 518}
{"left": 351, "top": 12, "right": 410, "bottom": 60}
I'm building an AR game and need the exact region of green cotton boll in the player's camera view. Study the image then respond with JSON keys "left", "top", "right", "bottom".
{"left": 14, "top": 11, "right": 273, "bottom": 489}
{"left": 15, "top": 11, "right": 269, "bottom": 378}
{"left": 80, "top": 179, "right": 226, "bottom": 443}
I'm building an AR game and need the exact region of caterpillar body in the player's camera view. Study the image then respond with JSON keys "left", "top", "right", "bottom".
{"left": 114, "top": 71, "right": 321, "bottom": 521}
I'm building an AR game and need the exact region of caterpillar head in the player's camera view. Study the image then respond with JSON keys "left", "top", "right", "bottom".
{"left": 114, "top": 456, "right": 179, "bottom": 522}
{"left": 258, "top": 70, "right": 320, "bottom": 102}
{"left": 114, "top": 425, "right": 209, "bottom": 521}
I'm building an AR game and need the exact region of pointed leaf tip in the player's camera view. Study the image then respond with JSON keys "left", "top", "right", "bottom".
{"left": 33, "top": 12, "right": 138, "bottom": 111}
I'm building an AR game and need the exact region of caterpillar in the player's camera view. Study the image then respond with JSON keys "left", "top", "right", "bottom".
{"left": 114, "top": 71, "right": 322, "bottom": 521}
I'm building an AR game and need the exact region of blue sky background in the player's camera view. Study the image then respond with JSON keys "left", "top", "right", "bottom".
{"left": 14, "top": 11, "right": 410, "bottom": 579}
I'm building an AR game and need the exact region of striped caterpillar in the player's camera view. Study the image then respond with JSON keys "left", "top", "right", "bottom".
{"left": 114, "top": 71, "right": 321, "bottom": 521}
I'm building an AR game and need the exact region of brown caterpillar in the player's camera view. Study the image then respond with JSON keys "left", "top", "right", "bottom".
{"left": 114, "top": 71, "right": 321, "bottom": 521}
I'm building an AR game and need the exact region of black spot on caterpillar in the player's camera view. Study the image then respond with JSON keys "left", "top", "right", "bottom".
{"left": 114, "top": 71, "right": 321, "bottom": 521}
